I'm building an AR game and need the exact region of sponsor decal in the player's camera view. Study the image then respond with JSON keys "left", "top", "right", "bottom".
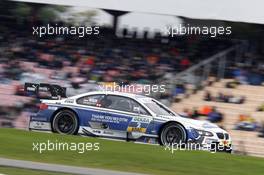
{"left": 132, "top": 117, "right": 151, "bottom": 123}
{"left": 48, "top": 106, "right": 58, "bottom": 110}
{"left": 39, "top": 86, "right": 49, "bottom": 91}
{"left": 103, "top": 131, "right": 114, "bottom": 135}
{"left": 65, "top": 99, "right": 74, "bottom": 103}
{"left": 127, "top": 117, "right": 151, "bottom": 133}
{"left": 30, "top": 121, "right": 51, "bottom": 130}
{"left": 91, "top": 114, "right": 128, "bottom": 124}
{"left": 84, "top": 98, "right": 97, "bottom": 103}
{"left": 92, "top": 130, "right": 101, "bottom": 134}
{"left": 202, "top": 122, "right": 217, "bottom": 129}
{"left": 31, "top": 122, "right": 45, "bottom": 129}
{"left": 127, "top": 127, "right": 147, "bottom": 133}
{"left": 31, "top": 116, "right": 47, "bottom": 121}
{"left": 27, "top": 86, "right": 37, "bottom": 91}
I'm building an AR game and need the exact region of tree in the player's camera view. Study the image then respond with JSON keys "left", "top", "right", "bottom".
{"left": 67, "top": 10, "right": 98, "bottom": 26}
{"left": 37, "top": 5, "right": 68, "bottom": 23}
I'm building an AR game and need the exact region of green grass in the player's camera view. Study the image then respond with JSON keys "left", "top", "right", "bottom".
{"left": 0, "top": 166, "right": 70, "bottom": 175}
{"left": 0, "top": 128, "right": 263, "bottom": 175}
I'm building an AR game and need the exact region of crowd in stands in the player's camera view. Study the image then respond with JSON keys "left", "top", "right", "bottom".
{"left": 227, "top": 55, "right": 264, "bottom": 86}
{"left": 234, "top": 114, "right": 264, "bottom": 138}
{"left": 2, "top": 19, "right": 264, "bottom": 135}
{"left": 1, "top": 29, "right": 231, "bottom": 84}
{"left": 0, "top": 18, "right": 235, "bottom": 128}
{"left": 234, "top": 114, "right": 260, "bottom": 131}
{"left": 181, "top": 106, "right": 224, "bottom": 123}
{"left": 181, "top": 104, "right": 264, "bottom": 138}
{"left": 225, "top": 81, "right": 240, "bottom": 89}
{"left": 204, "top": 91, "right": 245, "bottom": 104}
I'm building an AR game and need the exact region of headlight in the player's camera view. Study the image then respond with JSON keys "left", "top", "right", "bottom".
{"left": 196, "top": 129, "right": 214, "bottom": 137}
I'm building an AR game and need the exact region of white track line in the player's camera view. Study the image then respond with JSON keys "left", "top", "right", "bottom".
{"left": 0, "top": 158, "right": 147, "bottom": 175}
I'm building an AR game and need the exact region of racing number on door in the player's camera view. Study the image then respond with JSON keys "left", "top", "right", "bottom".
{"left": 127, "top": 116, "right": 152, "bottom": 133}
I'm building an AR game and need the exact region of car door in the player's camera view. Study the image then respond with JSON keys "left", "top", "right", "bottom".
{"left": 76, "top": 94, "right": 152, "bottom": 140}
{"left": 76, "top": 94, "right": 135, "bottom": 139}
{"left": 75, "top": 94, "right": 109, "bottom": 136}
{"left": 95, "top": 95, "right": 136, "bottom": 139}
{"left": 100, "top": 95, "right": 153, "bottom": 140}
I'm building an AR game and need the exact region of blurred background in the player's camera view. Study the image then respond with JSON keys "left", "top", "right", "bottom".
{"left": 1, "top": 0, "right": 264, "bottom": 157}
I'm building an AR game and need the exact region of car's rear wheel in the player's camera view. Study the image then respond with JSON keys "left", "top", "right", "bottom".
{"left": 160, "top": 123, "right": 187, "bottom": 146}
{"left": 52, "top": 110, "right": 79, "bottom": 135}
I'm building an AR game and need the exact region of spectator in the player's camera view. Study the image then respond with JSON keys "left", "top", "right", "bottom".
{"left": 191, "top": 108, "right": 200, "bottom": 119}
{"left": 233, "top": 67, "right": 248, "bottom": 84}
{"left": 207, "top": 107, "right": 223, "bottom": 123}
{"left": 205, "top": 91, "right": 245, "bottom": 104}
{"left": 180, "top": 57, "right": 191, "bottom": 70}
{"left": 204, "top": 91, "right": 212, "bottom": 101}
{"left": 226, "top": 81, "right": 240, "bottom": 88}
{"left": 180, "top": 108, "right": 191, "bottom": 118}
{"left": 216, "top": 92, "right": 226, "bottom": 102}
{"left": 257, "top": 104, "right": 264, "bottom": 111}
{"left": 174, "top": 84, "right": 186, "bottom": 96}
{"left": 258, "top": 122, "right": 264, "bottom": 138}
{"left": 199, "top": 105, "right": 212, "bottom": 116}
{"left": 234, "top": 114, "right": 259, "bottom": 131}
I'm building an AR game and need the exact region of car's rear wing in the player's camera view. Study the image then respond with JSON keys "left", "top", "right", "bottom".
{"left": 24, "top": 83, "right": 67, "bottom": 99}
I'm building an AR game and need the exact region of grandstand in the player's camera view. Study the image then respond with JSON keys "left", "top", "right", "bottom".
{"left": 172, "top": 79, "right": 264, "bottom": 157}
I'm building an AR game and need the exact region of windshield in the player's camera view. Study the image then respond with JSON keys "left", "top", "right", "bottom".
{"left": 144, "top": 100, "right": 175, "bottom": 116}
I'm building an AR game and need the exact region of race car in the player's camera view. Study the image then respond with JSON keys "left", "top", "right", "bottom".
{"left": 26, "top": 83, "right": 232, "bottom": 152}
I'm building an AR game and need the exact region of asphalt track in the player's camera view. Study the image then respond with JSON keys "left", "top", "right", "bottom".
{"left": 0, "top": 158, "right": 146, "bottom": 175}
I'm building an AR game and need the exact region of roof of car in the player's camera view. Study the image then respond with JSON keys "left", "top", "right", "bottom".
{"left": 71, "top": 91, "right": 151, "bottom": 100}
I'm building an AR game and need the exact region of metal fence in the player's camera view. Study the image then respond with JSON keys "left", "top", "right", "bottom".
{"left": 151, "top": 42, "right": 249, "bottom": 104}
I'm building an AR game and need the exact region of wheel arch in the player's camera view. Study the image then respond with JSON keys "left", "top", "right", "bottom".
{"left": 50, "top": 107, "right": 80, "bottom": 132}
{"left": 158, "top": 121, "right": 187, "bottom": 145}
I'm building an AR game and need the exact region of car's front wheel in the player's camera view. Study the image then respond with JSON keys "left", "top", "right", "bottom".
{"left": 160, "top": 123, "right": 187, "bottom": 146}
{"left": 52, "top": 109, "right": 79, "bottom": 135}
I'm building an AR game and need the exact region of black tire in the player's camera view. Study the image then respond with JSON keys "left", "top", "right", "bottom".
{"left": 52, "top": 110, "right": 79, "bottom": 135}
{"left": 160, "top": 123, "right": 187, "bottom": 146}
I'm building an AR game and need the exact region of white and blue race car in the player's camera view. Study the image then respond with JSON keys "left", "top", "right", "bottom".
{"left": 27, "top": 83, "right": 232, "bottom": 152}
